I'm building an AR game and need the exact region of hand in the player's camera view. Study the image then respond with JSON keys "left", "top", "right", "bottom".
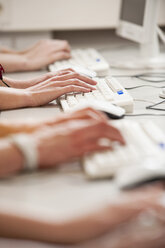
{"left": 44, "top": 106, "right": 109, "bottom": 126}
{"left": 33, "top": 114, "right": 125, "bottom": 168}
{"left": 25, "top": 70, "right": 97, "bottom": 107}
{"left": 57, "top": 187, "right": 165, "bottom": 244}
{"left": 0, "top": 39, "right": 71, "bottom": 72}
{"left": 21, "top": 39, "right": 71, "bottom": 71}
{"left": 0, "top": 107, "right": 107, "bottom": 138}
{"left": 4, "top": 68, "right": 75, "bottom": 89}
{"left": 0, "top": 107, "right": 124, "bottom": 177}
{"left": 1, "top": 185, "right": 164, "bottom": 244}
{"left": 1, "top": 69, "right": 97, "bottom": 109}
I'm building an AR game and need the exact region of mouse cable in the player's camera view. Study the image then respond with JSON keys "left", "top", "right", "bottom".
{"left": 126, "top": 113, "right": 165, "bottom": 117}
{"left": 146, "top": 100, "right": 165, "bottom": 111}
{"left": 133, "top": 98, "right": 155, "bottom": 104}
{"left": 126, "top": 100, "right": 165, "bottom": 116}
{"left": 125, "top": 85, "right": 165, "bottom": 90}
{"left": 133, "top": 99, "right": 165, "bottom": 111}
{"left": 113, "top": 72, "right": 165, "bottom": 83}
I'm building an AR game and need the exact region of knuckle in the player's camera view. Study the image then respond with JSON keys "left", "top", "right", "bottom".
{"left": 49, "top": 77, "right": 56, "bottom": 83}
{"left": 97, "top": 121, "right": 107, "bottom": 129}
{"left": 63, "top": 40, "right": 69, "bottom": 46}
{"left": 73, "top": 72, "right": 79, "bottom": 78}
{"left": 69, "top": 85, "right": 74, "bottom": 91}
{"left": 40, "top": 39, "right": 51, "bottom": 47}
{"left": 66, "top": 67, "right": 73, "bottom": 72}
{"left": 60, "top": 51, "right": 67, "bottom": 57}
{"left": 75, "top": 79, "right": 81, "bottom": 84}
{"left": 47, "top": 72, "right": 54, "bottom": 78}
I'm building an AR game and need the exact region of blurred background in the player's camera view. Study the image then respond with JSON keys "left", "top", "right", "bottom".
{"left": 0, "top": 0, "right": 165, "bottom": 50}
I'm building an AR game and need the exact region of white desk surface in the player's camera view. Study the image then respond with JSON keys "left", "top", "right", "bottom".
{"left": 0, "top": 33, "right": 165, "bottom": 248}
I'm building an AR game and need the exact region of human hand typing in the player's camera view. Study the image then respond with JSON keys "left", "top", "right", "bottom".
{"left": 32, "top": 110, "right": 125, "bottom": 168}
{"left": 0, "top": 69, "right": 97, "bottom": 110}
{"left": 21, "top": 39, "right": 71, "bottom": 71}
{"left": 0, "top": 39, "right": 71, "bottom": 72}
{"left": 25, "top": 69, "right": 97, "bottom": 107}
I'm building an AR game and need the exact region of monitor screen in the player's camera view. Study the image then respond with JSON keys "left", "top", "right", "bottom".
{"left": 120, "top": 0, "right": 146, "bottom": 26}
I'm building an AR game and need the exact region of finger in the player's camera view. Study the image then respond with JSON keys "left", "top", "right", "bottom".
{"left": 54, "top": 40, "right": 71, "bottom": 53}
{"left": 51, "top": 51, "right": 71, "bottom": 63}
{"left": 89, "top": 122, "right": 125, "bottom": 145}
{"left": 71, "top": 107, "right": 108, "bottom": 122}
{"left": 57, "top": 85, "right": 91, "bottom": 96}
{"left": 37, "top": 69, "right": 75, "bottom": 83}
{"left": 55, "top": 68, "right": 75, "bottom": 76}
{"left": 74, "top": 120, "right": 125, "bottom": 146}
{"left": 106, "top": 124, "right": 125, "bottom": 145}
{"left": 80, "top": 142, "right": 113, "bottom": 156}
{"left": 55, "top": 72, "right": 97, "bottom": 86}
{"left": 45, "top": 108, "right": 108, "bottom": 128}
{"left": 49, "top": 79, "right": 96, "bottom": 91}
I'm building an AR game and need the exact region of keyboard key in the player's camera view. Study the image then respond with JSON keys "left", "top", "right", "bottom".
{"left": 106, "top": 77, "right": 123, "bottom": 92}
{"left": 83, "top": 120, "right": 165, "bottom": 179}
{"left": 49, "top": 48, "right": 109, "bottom": 77}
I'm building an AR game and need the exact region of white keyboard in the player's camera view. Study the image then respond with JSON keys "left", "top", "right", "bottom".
{"left": 49, "top": 48, "right": 110, "bottom": 77}
{"left": 58, "top": 77, "right": 134, "bottom": 113}
{"left": 83, "top": 120, "right": 165, "bottom": 188}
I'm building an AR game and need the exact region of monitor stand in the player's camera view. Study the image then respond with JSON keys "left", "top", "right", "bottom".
{"left": 111, "top": 26, "right": 165, "bottom": 70}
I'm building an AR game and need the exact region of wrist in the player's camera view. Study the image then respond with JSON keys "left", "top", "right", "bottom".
{"left": 14, "top": 88, "right": 33, "bottom": 109}
{"left": 0, "top": 139, "right": 24, "bottom": 177}
{"left": 9, "top": 134, "right": 39, "bottom": 172}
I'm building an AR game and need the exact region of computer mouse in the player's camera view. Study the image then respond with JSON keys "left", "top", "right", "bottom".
{"left": 70, "top": 65, "right": 97, "bottom": 78}
{"left": 116, "top": 156, "right": 165, "bottom": 189}
{"left": 71, "top": 99, "right": 125, "bottom": 119}
{"left": 88, "top": 62, "right": 110, "bottom": 77}
{"left": 159, "top": 88, "right": 165, "bottom": 98}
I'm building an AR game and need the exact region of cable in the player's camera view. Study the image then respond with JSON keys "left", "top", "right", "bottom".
{"left": 157, "top": 26, "right": 165, "bottom": 44}
{"left": 113, "top": 72, "right": 165, "bottom": 83}
{"left": 125, "top": 85, "right": 165, "bottom": 90}
{"left": 126, "top": 113, "right": 165, "bottom": 117}
{"left": 1, "top": 79, "right": 10, "bottom": 88}
{"left": 0, "top": 64, "right": 10, "bottom": 87}
{"left": 135, "top": 73, "right": 165, "bottom": 83}
{"left": 146, "top": 100, "right": 165, "bottom": 111}
{"left": 134, "top": 99, "right": 155, "bottom": 104}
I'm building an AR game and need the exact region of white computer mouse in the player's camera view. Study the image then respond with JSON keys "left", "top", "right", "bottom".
{"left": 159, "top": 88, "right": 165, "bottom": 99}
{"left": 116, "top": 156, "right": 165, "bottom": 189}
{"left": 88, "top": 63, "right": 110, "bottom": 77}
{"left": 71, "top": 99, "right": 125, "bottom": 119}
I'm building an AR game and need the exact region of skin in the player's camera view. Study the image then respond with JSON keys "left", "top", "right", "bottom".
{"left": 0, "top": 108, "right": 164, "bottom": 245}
{"left": 0, "top": 39, "right": 71, "bottom": 72}
{"left": 0, "top": 107, "right": 109, "bottom": 138}
{"left": 0, "top": 69, "right": 97, "bottom": 110}
{"left": 0, "top": 107, "right": 125, "bottom": 177}
{"left": 0, "top": 187, "right": 164, "bottom": 244}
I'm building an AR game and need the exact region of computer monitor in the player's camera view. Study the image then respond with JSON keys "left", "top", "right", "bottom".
{"left": 114, "top": 0, "right": 165, "bottom": 69}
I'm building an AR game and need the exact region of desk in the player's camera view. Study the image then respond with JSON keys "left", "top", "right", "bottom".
{"left": 0, "top": 33, "right": 165, "bottom": 248}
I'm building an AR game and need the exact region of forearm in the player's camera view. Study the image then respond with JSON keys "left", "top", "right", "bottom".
{"left": 0, "top": 53, "right": 28, "bottom": 72}
{"left": 0, "top": 122, "right": 39, "bottom": 138}
{"left": 0, "top": 45, "right": 17, "bottom": 54}
{"left": 0, "top": 139, "right": 23, "bottom": 177}
{"left": 0, "top": 88, "right": 31, "bottom": 110}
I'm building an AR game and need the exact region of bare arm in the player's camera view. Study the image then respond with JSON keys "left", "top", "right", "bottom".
{"left": 0, "top": 121, "right": 39, "bottom": 138}
{"left": 0, "top": 107, "right": 107, "bottom": 138}
{"left": 0, "top": 87, "right": 30, "bottom": 110}
{"left": 0, "top": 111, "right": 124, "bottom": 177}
{"left": 0, "top": 53, "right": 28, "bottom": 73}
{"left": 0, "top": 39, "right": 71, "bottom": 72}
{"left": 0, "top": 188, "right": 163, "bottom": 244}
{"left": 0, "top": 71, "right": 97, "bottom": 110}
{"left": 0, "top": 139, "right": 23, "bottom": 177}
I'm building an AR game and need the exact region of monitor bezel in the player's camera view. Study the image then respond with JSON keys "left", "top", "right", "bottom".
{"left": 116, "top": 0, "right": 159, "bottom": 44}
